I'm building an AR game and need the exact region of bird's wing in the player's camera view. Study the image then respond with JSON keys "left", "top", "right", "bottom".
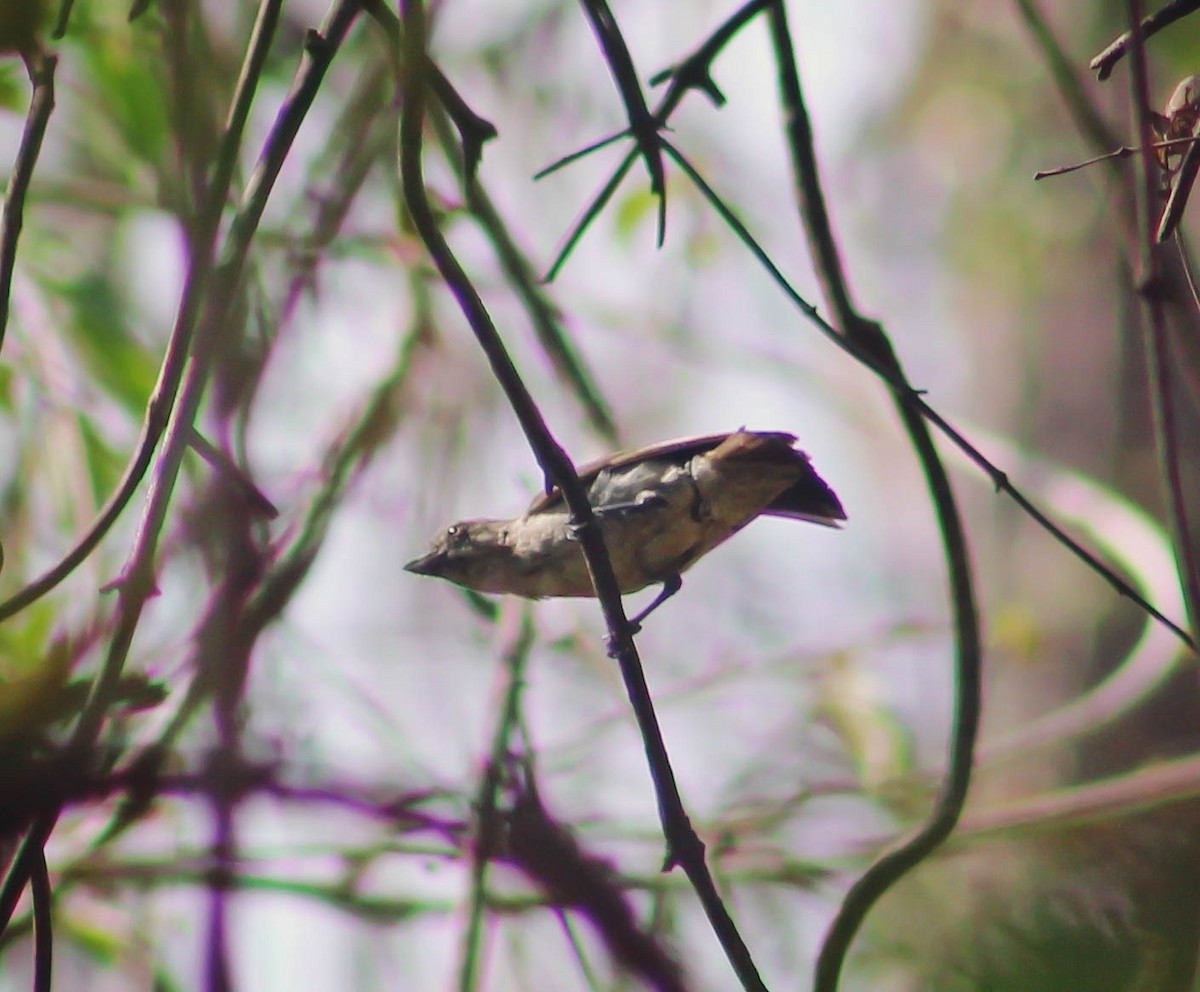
{"left": 524, "top": 431, "right": 800, "bottom": 515}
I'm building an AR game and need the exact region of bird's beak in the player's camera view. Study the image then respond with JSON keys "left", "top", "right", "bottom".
{"left": 404, "top": 550, "right": 447, "bottom": 576}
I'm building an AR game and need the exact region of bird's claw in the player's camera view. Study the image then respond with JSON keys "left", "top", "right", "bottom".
{"left": 605, "top": 620, "right": 642, "bottom": 657}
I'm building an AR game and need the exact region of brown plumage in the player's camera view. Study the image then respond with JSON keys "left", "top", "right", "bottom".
{"left": 405, "top": 430, "right": 844, "bottom": 624}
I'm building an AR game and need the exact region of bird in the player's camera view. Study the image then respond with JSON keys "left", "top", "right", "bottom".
{"left": 405, "top": 430, "right": 845, "bottom": 626}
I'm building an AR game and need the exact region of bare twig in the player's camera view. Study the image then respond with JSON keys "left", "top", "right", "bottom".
{"left": 576, "top": 0, "right": 666, "bottom": 243}
{"left": 428, "top": 104, "right": 619, "bottom": 443}
{"left": 188, "top": 428, "right": 278, "bottom": 519}
{"left": 1034, "top": 136, "right": 1200, "bottom": 180}
{"left": 398, "top": 4, "right": 766, "bottom": 989}
{"left": 1157, "top": 122, "right": 1200, "bottom": 240}
{"left": 0, "top": 0, "right": 282, "bottom": 622}
{"left": 1090, "top": 0, "right": 1200, "bottom": 80}
{"left": 1124, "top": 2, "right": 1200, "bottom": 635}
{"left": 0, "top": 51, "right": 57, "bottom": 357}
{"left": 0, "top": 0, "right": 350, "bottom": 937}
{"left": 31, "top": 848, "right": 50, "bottom": 992}
{"left": 543, "top": 0, "right": 770, "bottom": 281}
{"left": 457, "top": 613, "right": 534, "bottom": 992}
{"left": 52, "top": 0, "right": 76, "bottom": 38}
{"left": 755, "top": 6, "right": 981, "bottom": 989}
{"left": 534, "top": 126, "right": 632, "bottom": 180}
{"left": 358, "top": 0, "right": 497, "bottom": 177}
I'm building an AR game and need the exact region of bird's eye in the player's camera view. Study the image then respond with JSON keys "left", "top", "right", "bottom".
{"left": 447, "top": 524, "right": 460, "bottom": 537}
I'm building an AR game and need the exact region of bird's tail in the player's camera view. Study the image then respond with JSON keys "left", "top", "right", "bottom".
{"left": 708, "top": 431, "right": 846, "bottom": 526}
{"left": 764, "top": 474, "right": 846, "bottom": 526}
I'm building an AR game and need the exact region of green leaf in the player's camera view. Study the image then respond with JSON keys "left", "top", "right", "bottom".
{"left": 614, "top": 187, "right": 659, "bottom": 241}
{"left": 0, "top": 63, "right": 25, "bottom": 113}
{"left": 0, "top": 597, "right": 57, "bottom": 679}
{"left": 75, "top": 17, "right": 171, "bottom": 180}
{"left": 61, "top": 913, "right": 127, "bottom": 965}
{"left": 77, "top": 412, "right": 127, "bottom": 503}
{"left": 0, "top": 0, "right": 49, "bottom": 57}
{"left": 0, "top": 362, "right": 13, "bottom": 411}
{"left": 57, "top": 273, "right": 157, "bottom": 414}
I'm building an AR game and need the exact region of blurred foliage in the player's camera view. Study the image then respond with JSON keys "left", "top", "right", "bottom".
{"left": 0, "top": 0, "right": 49, "bottom": 59}
{"left": 0, "top": 1, "right": 1199, "bottom": 991}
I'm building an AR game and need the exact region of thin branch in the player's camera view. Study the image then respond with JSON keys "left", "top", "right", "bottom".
{"left": 1156, "top": 121, "right": 1200, "bottom": 240}
{"left": 1036, "top": 147, "right": 1137, "bottom": 179}
{"left": 1014, "top": 0, "right": 1121, "bottom": 151}
{"left": 534, "top": 126, "right": 632, "bottom": 181}
{"left": 292, "top": 9, "right": 544, "bottom": 475}
{"left": 505, "top": 776, "right": 688, "bottom": 992}
{"left": 243, "top": 324, "right": 421, "bottom": 631}
{"left": 398, "top": 5, "right": 766, "bottom": 990}
{"left": 203, "top": 752, "right": 237, "bottom": 992}
{"left": 919, "top": 405, "right": 1193, "bottom": 645}
{"left": 543, "top": 0, "right": 770, "bottom": 281}
{"left": 664, "top": 142, "right": 1195, "bottom": 652}
{"left": 31, "top": 848, "right": 51, "bottom": 992}
{"left": 1090, "top": 0, "right": 1200, "bottom": 80}
{"left": 428, "top": 103, "right": 619, "bottom": 443}
{"left": 1033, "top": 136, "right": 1200, "bottom": 180}
{"left": 0, "top": 51, "right": 56, "bottom": 358}
{"left": 759, "top": 6, "right": 982, "bottom": 990}
{"left": 0, "top": 0, "right": 282, "bottom": 622}
{"left": 53, "top": 0, "right": 76, "bottom": 37}
{"left": 359, "top": 0, "right": 497, "bottom": 177}
{"left": 1124, "top": 2, "right": 1200, "bottom": 634}
{"left": 576, "top": 0, "right": 665, "bottom": 243}
{"left": 188, "top": 428, "right": 278, "bottom": 519}
{"left": 545, "top": 156, "right": 639, "bottom": 283}
{"left": 457, "top": 613, "right": 534, "bottom": 992}
{"left": 958, "top": 750, "right": 1200, "bottom": 843}
{"left": 427, "top": 64, "right": 498, "bottom": 180}
{"left": 0, "top": 0, "right": 351, "bottom": 937}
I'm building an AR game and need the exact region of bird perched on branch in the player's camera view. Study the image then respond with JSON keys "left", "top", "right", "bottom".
{"left": 405, "top": 430, "right": 845, "bottom": 626}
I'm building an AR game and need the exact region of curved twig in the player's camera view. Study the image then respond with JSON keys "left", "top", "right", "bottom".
{"left": 0, "top": 0, "right": 350, "bottom": 938}
{"left": 0, "top": 0, "right": 284, "bottom": 622}
{"left": 759, "top": 6, "right": 981, "bottom": 989}
{"left": 664, "top": 143, "right": 1194, "bottom": 651}
{"left": 0, "top": 51, "right": 56, "bottom": 358}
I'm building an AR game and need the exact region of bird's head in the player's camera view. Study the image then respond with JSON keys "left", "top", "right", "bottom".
{"left": 404, "top": 519, "right": 515, "bottom": 592}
